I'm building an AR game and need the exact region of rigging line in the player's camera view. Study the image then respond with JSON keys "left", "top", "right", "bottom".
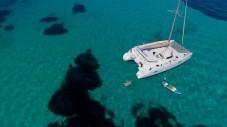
{"left": 182, "top": 0, "right": 188, "bottom": 46}
{"left": 168, "top": 0, "right": 181, "bottom": 43}
{"left": 162, "top": 0, "right": 181, "bottom": 55}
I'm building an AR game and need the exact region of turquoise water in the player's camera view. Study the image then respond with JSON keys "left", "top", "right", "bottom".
{"left": 0, "top": 0, "right": 227, "bottom": 126}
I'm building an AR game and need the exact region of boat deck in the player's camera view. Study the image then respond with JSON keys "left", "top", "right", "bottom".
{"left": 171, "top": 41, "right": 191, "bottom": 53}
{"left": 123, "top": 40, "right": 192, "bottom": 78}
{"left": 138, "top": 43, "right": 183, "bottom": 63}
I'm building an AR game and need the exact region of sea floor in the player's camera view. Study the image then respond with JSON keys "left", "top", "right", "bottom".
{"left": 0, "top": 0, "right": 227, "bottom": 126}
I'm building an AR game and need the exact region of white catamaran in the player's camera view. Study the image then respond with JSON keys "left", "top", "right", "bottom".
{"left": 123, "top": 0, "right": 192, "bottom": 79}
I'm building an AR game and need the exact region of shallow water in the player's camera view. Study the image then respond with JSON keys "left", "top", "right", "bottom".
{"left": 0, "top": 0, "right": 226, "bottom": 126}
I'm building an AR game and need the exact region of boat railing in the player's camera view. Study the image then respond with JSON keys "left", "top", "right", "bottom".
{"left": 141, "top": 41, "right": 169, "bottom": 50}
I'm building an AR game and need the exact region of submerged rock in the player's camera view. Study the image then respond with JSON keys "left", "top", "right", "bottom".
{"left": 4, "top": 25, "right": 14, "bottom": 31}
{"left": 0, "top": 10, "right": 11, "bottom": 23}
{"left": 132, "top": 102, "right": 182, "bottom": 127}
{"left": 40, "top": 16, "right": 58, "bottom": 23}
{"left": 48, "top": 50, "right": 117, "bottom": 127}
{"left": 44, "top": 24, "right": 68, "bottom": 35}
{"left": 72, "top": 4, "right": 86, "bottom": 14}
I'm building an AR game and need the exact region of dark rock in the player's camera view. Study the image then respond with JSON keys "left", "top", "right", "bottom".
{"left": 65, "top": 66, "right": 102, "bottom": 90}
{"left": 44, "top": 24, "right": 68, "bottom": 35}
{"left": 74, "top": 50, "right": 100, "bottom": 70}
{"left": 48, "top": 86, "right": 89, "bottom": 117}
{"left": 106, "top": 109, "right": 115, "bottom": 119}
{"left": 72, "top": 4, "right": 86, "bottom": 14}
{"left": 0, "top": 10, "right": 11, "bottom": 23}
{"left": 4, "top": 25, "right": 14, "bottom": 31}
{"left": 48, "top": 121, "right": 61, "bottom": 127}
{"left": 40, "top": 16, "right": 58, "bottom": 23}
{"left": 48, "top": 50, "right": 116, "bottom": 127}
{"left": 132, "top": 102, "right": 180, "bottom": 127}
{"left": 131, "top": 103, "right": 144, "bottom": 118}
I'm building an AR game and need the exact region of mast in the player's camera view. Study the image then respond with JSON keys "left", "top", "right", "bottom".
{"left": 182, "top": 0, "right": 188, "bottom": 45}
{"left": 168, "top": 0, "right": 181, "bottom": 42}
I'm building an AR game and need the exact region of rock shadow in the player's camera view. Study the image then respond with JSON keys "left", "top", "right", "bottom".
{"left": 72, "top": 4, "right": 86, "bottom": 15}
{"left": 40, "top": 16, "right": 58, "bottom": 23}
{"left": 48, "top": 50, "right": 117, "bottom": 127}
{"left": 0, "top": 10, "right": 11, "bottom": 23}
{"left": 132, "top": 102, "right": 207, "bottom": 127}
{"left": 43, "top": 23, "right": 68, "bottom": 35}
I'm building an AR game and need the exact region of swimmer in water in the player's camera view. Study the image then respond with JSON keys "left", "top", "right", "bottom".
{"left": 124, "top": 80, "right": 132, "bottom": 87}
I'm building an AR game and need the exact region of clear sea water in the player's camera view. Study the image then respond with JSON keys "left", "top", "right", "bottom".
{"left": 0, "top": 0, "right": 227, "bottom": 126}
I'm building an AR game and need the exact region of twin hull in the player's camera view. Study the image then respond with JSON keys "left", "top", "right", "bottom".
{"left": 135, "top": 53, "right": 192, "bottom": 78}
{"left": 123, "top": 40, "right": 192, "bottom": 79}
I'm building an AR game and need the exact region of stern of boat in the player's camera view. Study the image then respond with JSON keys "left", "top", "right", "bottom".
{"left": 136, "top": 67, "right": 151, "bottom": 79}
{"left": 136, "top": 71, "right": 143, "bottom": 79}
{"left": 123, "top": 50, "right": 135, "bottom": 61}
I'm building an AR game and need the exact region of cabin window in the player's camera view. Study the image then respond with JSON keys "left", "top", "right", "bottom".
{"left": 156, "top": 65, "right": 159, "bottom": 67}
{"left": 154, "top": 71, "right": 158, "bottom": 73}
{"left": 176, "top": 56, "right": 178, "bottom": 58}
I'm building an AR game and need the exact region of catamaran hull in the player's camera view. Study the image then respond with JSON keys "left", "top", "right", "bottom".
{"left": 123, "top": 52, "right": 134, "bottom": 61}
{"left": 123, "top": 40, "right": 192, "bottom": 79}
{"left": 123, "top": 0, "right": 192, "bottom": 79}
{"left": 136, "top": 53, "right": 192, "bottom": 79}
